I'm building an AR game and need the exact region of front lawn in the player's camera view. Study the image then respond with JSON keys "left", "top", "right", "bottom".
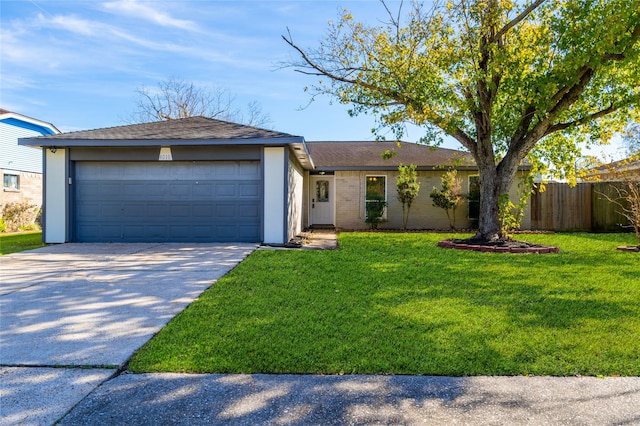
{"left": 130, "top": 232, "right": 639, "bottom": 376}
{"left": 0, "top": 231, "right": 44, "bottom": 255}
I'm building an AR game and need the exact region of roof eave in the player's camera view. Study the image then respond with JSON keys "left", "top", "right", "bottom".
{"left": 18, "top": 136, "right": 305, "bottom": 148}
{"left": 1, "top": 114, "right": 60, "bottom": 135}
{"left": 313, "top": 165, "right": 530, "bottom": 171}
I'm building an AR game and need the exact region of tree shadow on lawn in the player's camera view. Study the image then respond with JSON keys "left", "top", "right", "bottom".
{"left": 368, "top": 249, "right": 639, "bottom": 376}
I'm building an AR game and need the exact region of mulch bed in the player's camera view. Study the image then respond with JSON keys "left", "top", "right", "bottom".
{"left": 438, "top": 238, "right": 560, "bottom": 254}
{"left": 617, "top": 246, "right": 640, "bottom": 252}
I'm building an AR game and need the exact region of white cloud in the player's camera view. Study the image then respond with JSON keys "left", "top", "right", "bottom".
{"left": 46, "top": 13, "right": 97, "bottom": 36}
{"left": 102, "top": 0, "right": 198, "bottom": 31}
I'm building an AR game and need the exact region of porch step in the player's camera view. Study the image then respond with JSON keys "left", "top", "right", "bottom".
{"left": 309, "top": 225, "right": 336, "bottom": 230}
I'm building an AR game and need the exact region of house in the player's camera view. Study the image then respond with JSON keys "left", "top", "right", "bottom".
{"left": 1, "top": 109, "right": 60, "bottom": 213}
{"left": 20, "top": 117, "right": 531, "bottom": 244}
{"left": 305, "top": 141, "right": 532, "bottom": 231}
{"left": 20, "top": 117, "right": 310, "bottom": 244}
{"left": 581, "top": 157, "right": 640, "bottom": 182}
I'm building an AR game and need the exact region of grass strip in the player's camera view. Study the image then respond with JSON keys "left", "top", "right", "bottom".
{"left": 0, "top": 231, "right": 44, "bottom": 255}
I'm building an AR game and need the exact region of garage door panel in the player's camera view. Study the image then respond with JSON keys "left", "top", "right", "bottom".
{"left": 102, "top": 183, "right": 123, "bottom": 197}
{"left": 124, "top": 183, "right": 147, "bottom": 197}
{"left": 215, "top": 183, "right": 236, "bottom": 197}
{"left": 75, "top": 161, "right": 261, "bottom": 242}
{"left": 240, "top": 183, "right": 260, "bottom": 197}
{"left": 238, "top": 203, "right": 260, "bottom": 217}
{"left": 169, "top": 204, "right": 191, "bottom": 217}
{"left": 237, "top": 225, "right": 260, "bottom": 239}
{"left": 77, "top": 201, "right": 100, "bottom": 216}
{"left": 101, "top": 204, "right": 124, "bottom": 217}
{"left": 122, "top": 203, "right": 148, "bottom": 218}
{"left": 193, "top": 184, "right": 213, "bottom": 196}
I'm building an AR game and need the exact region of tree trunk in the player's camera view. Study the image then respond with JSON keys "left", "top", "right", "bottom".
{"left": 476, "top": 165, "right": 502, "bottom": 241}
{"left": 475, "top": 160, "right": 518, "bottom": 242}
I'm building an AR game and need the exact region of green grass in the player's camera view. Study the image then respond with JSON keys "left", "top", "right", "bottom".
{"left": 0, "top": 231, "right": 45, "bottom": 255}
{"left": 129, "top": 232, "right": 640, "bottom": 376}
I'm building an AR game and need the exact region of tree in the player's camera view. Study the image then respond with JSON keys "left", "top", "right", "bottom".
{"left": 130, "top": 76, "right": 271, "bottom": 127}
{"left": 430, "top": 169, "right": 464, "bottom": 230}
{"left": 622, "top": 122, "right": 640, "bottom": 157}
{"left": 396, "top": 164, "right": 421, "bottom": 229}
{"left": 612, "top": 176, "right": 640, "bottom": 248}
{"left": 598, "top": 158, "right": 640, "bottom": 247}
{"left": 283, "top": 0, "right": 640, "bottom": 242}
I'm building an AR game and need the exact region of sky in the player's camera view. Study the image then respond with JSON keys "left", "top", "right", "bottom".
{"left": 0, "top": 0, "right": 627, "bottom": 159}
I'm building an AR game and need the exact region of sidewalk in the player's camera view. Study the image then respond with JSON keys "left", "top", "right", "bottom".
{"left": 58, "top": 373, "right": 640, "bottom": 425}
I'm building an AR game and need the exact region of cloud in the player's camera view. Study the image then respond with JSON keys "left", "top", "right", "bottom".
{"left": 102, "top": 0, "right": 198, "bottom": 31}
{"left": 46, "top": 13, "right": 97, "bottom": 36}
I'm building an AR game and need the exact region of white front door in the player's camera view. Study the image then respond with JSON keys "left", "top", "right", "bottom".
{"left": 310, "top": 175, "right": 335, "bottom": 226}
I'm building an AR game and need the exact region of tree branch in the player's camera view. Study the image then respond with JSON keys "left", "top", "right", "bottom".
{"left": 545, "top": 104, "right": 618, "bottom": 135}
{"left": 493, "top": 0, "right": 546, "bottom": 41}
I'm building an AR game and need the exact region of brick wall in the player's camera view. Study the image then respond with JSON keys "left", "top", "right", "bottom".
{"left": 1, "top": 169, "right": 43, "bottom": 210}
{"left": 334, "top": 170, "right": 531, "bottom": 231}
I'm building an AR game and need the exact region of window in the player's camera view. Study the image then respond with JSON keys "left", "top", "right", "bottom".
{"left": 365, "top": 175, "right": 386, "bottom": 218}
{"left": 3, "top": 174, "right": 19, "bottom": 191}
{"left": 468, "top": 175, "right": 480, "bottom": 221}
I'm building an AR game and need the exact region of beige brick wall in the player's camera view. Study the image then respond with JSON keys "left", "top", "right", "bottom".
{"left": 1, "top": 169, "right": 43, "bottom": 210}
{"left": 334, "top": 170, "right": 531, "bottom": 230}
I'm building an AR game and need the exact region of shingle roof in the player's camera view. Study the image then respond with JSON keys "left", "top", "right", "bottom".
{"left": 36, "top": 116, "right": 301, "bottom": 141}
{"left": 306, "top": 141, "right": 476, "bottom": 170}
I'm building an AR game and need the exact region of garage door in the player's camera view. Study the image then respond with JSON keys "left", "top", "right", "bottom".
{"left": 74, "top": 161, "right": 261, "bottom": 242}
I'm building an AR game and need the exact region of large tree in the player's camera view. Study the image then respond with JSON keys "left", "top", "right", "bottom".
{"left": 284, "top": 0, "right": 640, "bottom": 242}
{"left": 130, "top": 76, "right": 271, "bottom": 128}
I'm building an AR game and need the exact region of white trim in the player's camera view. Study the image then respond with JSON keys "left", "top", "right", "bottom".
{"left": 44, "top": 149, "right": 67, "bottom": 243}
{"left": 0, "top": 111, "right": 60, "bottom": 134}
{"left": 263, "top": 147, "right": 285, "bottom": 244}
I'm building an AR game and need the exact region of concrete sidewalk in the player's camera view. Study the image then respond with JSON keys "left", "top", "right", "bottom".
{"left": 58, "top": 373, "right": 640, "bottom": 425}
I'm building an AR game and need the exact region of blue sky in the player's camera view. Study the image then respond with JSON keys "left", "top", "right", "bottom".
{"left": 0, "top": 0, "right": 626, "bottom": 158}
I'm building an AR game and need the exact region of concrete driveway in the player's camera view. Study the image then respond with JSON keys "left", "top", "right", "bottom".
{"left": 0, "top": 242, "right": 256, "bottom": 426}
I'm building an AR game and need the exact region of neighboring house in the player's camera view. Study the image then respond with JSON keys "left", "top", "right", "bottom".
{"left": 582, "top": 157, "right": 640, "bottom": 182}
{"left": 1, "top": 109, "right": 60, "bottom": 212}
{"left": 306, "top": 141, "right": 532, "bottom": 231}
{"left": 20, "top": 117, "right": 531, "bottom": 244}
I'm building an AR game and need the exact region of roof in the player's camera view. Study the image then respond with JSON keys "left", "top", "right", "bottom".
{"left": 306, "top": 141, "right": 477, "bottom": 171}
{"left": 582, "top": 157, "right": 640, "bottom": 180}
{"left": 18, "top": 116, "right": 311, "bottom": 168}
{"left": 0, "top": 109, "right": 60, "bottom": 135}
{"left": 21, "top": 116, "right": 301, "bottom": 143}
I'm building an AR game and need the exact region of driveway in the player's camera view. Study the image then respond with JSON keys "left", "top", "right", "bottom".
{"left": 0, "top": 242, "right": 256, "bottom": 426}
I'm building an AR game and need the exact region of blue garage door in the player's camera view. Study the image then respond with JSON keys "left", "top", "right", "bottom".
{"left": 74, "top": 161, "right": 261, "bottom": 242}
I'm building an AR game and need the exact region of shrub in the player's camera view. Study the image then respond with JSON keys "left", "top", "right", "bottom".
{"left": 430, "top": 170, "right": 464, "bottom": 229}
{"left": 365, "top": 193, "right": 387, "bottom": 229}
{"left": 396, "top": 164, "right": 420, "bottom": 230}
{"left": 1, "top": 202, "right": 39, "bottom": 232}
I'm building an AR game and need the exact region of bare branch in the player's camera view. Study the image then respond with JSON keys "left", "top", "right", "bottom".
{"left": 129, "top": 76, "right": 271, "bottom": 127}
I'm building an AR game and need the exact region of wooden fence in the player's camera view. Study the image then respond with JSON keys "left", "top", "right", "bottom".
{"left": 530, "top": 182, "right": 630, "bottom": 232}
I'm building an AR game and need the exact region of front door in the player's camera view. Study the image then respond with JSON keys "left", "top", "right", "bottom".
{"left": 310, "top": 175, "right": 335, "bottom": 226}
